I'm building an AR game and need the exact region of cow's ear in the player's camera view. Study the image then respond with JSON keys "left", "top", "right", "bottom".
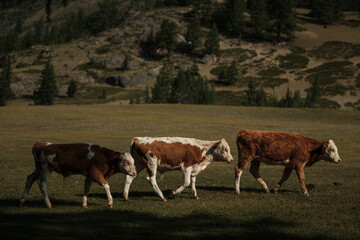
{"left": 114, "top": 151, "right": 122, "bottom": 159}
{"left": 214, "top": 140, "right": 222, "bottom": 148}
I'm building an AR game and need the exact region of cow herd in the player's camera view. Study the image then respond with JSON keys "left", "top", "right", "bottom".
{"left": 19, "top": 129, "right": 341, "bottom": 208}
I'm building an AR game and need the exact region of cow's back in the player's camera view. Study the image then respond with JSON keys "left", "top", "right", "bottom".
{"left": 236, "top": 129, "right": 317, "bottom": 161}
{"left": 131, "top": 138, "right": 206, "bottom": 168}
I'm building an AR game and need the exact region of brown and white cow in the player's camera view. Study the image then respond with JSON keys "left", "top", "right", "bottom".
{"left": 235, "top": 129, "right": 341, "bottom": 196}
{"left": 20, "top": 142, "right": 136, "bottom": 208}
{"left": 123, "top": 137, "right": 233, "bottom": 201}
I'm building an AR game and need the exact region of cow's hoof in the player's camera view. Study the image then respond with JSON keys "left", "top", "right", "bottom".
{"left": 20, "top": 199, "right": 25, "bottom": 207}
{"left": 170, "top": 191, "right": 176, "bottom": 196}
{"left": 162, "top": 198, "right": 167, "bottom": 202}
{"left": 83, "top": 205, "right": 88, "bottom": 208}
{"left": 235, "top": 191, "right": 240, "bottom": 195}
{"left": 108, "top": 204, "right": 113, "bottom": 208}
{"left": 194, "top": 196, "right": 199, "bottom": 200}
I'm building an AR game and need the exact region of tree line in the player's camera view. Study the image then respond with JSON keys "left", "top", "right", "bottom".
{"left": 146, "top": 63, "right": 216, "bottom": 105}
{"left": 0, "top": 0, "right": 123, "bottom": 55}
{"left": 243, "top": 79, "right": 321, "bottom": 108}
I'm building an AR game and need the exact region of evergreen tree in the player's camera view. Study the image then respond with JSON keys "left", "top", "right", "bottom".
{"left": 310, "top": 0, "right": 344, "bottom": 26}
{"left": 256, "top": 86, "right": 268, "bottom": 106}
{"left": 0, "top": 56, "right": 12, "bottom": 106}
{"left": 267, "top": 0, "right": 297, "bottom": 41}
{"left": 4, "top": 29, "right": 20, "bottom": 53}
{"left": 135, "top": 94, "right": 141, "bottom": 104}
{"left": 305, "top": 79, "right": 321, "bottom": 107}
{"left": 15, "top": 17, "right": 23, "bottom": 33}
{"left": 219, "top": 60, "right": 239, "bottom": 85}
{"left": 144, "top": 85, "right": 151, "bottom": 103}
{"left": 293, "top": 89, "right": 302, "bottom": 108}
{"left": 185, "top": 13, "right": 202, "bottom": 51}
{"left": 204, "top": 23, "right": 220, "bottom": 56}
{"left": 225, "top": 0, "right": 245, "bottom": 37}
{"left": 121, "top": 54, "right": 130, "bottom": 71}
{"left": 151, "top": 64, "right": 173, "bottom": 103}
{"left": 248, "top": 0, "right": 269, "bottom": 39}
{"left": 157, "top": 19, "right": 178, "bottom": 60}
{"left": 34, "top": 19, "right": 45, "bottom": 44}
{"left": 34, "top": 60, "right": 58, "bottom": 105}
{"left": 140, "top": 30, "right": 159, "bottom": 59}
{"left": 284, "top": 87, "right": 293, "bottom": 108}
{"left": 245, "top": 80, "right": 257, "bottom": 106}
{"left": 67, "top": 80, "right": 77, "bottom": 97}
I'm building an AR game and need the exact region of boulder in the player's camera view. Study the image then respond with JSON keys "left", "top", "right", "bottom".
{"left": 199, "top": 54, "right": 217, "bottom": 64}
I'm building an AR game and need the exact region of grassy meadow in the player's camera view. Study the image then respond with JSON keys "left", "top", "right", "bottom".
{"left": 0, "top": 104, "right": 359, "bottom": 240}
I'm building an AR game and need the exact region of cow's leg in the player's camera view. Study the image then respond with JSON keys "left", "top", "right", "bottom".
{"left": 235, "top": 155, "right": 251, "bottom": 195}
{"left": 145, "top": 152, "right": 166, "bottom": 202}
{"left": 295, "top": 164, "right": 309, "bottom": 196}
{"left": 37, "top": 167, "right": 52, "bottom": 208}
{"left": 171, "top": 167, "right": 191, "bottom": 197}
{"left": 20, "top": 168, "right": 40, "bottom": 206}
{"left": 249, "top": 159, "right": 270, "bottom": 193}
{"left": 92, "top": 174, "right": 114, "bottom": 208}
{"left": 274, "top": 167, "right": 293, "bottom": 193}
{"left": 191, "top": 176, "right": 199, "bottom": 200}
{"left": 82, "top": 177, "right": 92, "bottom": 208}
{"left": 123, "top": 163, "right": 145, "bottom": 200}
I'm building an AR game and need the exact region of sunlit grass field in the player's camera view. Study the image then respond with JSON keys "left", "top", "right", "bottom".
{"left": 0, "top": 104, "right": 359, "bottom": 240}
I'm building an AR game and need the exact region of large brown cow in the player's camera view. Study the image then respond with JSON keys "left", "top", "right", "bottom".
{"left": 235, "top": 129, "right": 341, "bottom": 196}
{"left": 20, "top": 142, "right": 136, "bottom": 208}
{"left": 123, "top": 137, "right": 233, "bottom": 201}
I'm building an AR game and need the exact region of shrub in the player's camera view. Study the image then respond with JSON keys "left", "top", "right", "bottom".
{"left": 305, "top": 61, "right": 354, "bottom": 86}
{"left": 309, "top": 41, "right": 360, "bottom": 60}
{"left": 276, "top": 53, "right": 309, "bottom": 69}
{"left": 258, "top": 67, "right": 286, "bottom": 77}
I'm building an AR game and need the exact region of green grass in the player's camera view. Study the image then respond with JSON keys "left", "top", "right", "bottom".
{"left": 0, "top": 104, "right": 359, "bottom": 240}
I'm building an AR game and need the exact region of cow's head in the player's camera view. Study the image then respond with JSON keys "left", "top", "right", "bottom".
{"left": 119, "top": 152, "right": 137, "bottom": 176}
{"left": 212, "top": 138, "right": 233, "bottom": 163}
{"left": 322, "top": 140, "right": 341, "bottom": 163}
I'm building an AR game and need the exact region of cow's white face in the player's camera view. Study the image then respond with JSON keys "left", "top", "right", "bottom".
{"left": 120, "top": 152, "right": 137, "bottom": 176}
{"left": 214, "top": 138, "right": 233, "bottom": 163}
{"left": 323, "top": 140, "right": 341, "bottom": 163}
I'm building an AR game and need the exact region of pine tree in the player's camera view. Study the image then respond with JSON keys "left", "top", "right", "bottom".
{"left": 144, "top": 85, "right": 151, "bottom": 103}
{"left": 0, "top": 56, "right": 12, "bottom": 106}
{"left": 219, "top": 60, "right": 239, "bottom": 85}
{"left": 151, "top": 64, "right": 173, "bottom": 103}
{"left": 293, "top": 89, "right": 302, "bottom": 108}
{"left": 310, "top": 0, "right": 344, "bottom": 26}
{"left": 248, "top": 0, "right": 269, "bottom": 39}
{"left": 185, "top": 13, "right": 202, "bottom": 51}
{"left": 285, "top": 87, "right": 293, "bottom": 108}
{"left": 225, "top": 0, "right": 245, "bottom": 37}
{"left": 245, "top": 80, "right": 257, "bottom": 106}
{"left": 267, "top": 0, "right": 297, "bottom": 41}
{"left": 256, "top": 86, "right": 268, "bottom": 106}
{"left": 305, "top": 79, "right": 321, "bottom": 107}
{"left": 157, "top": 19, "right": 178, "bottom": 61}
{"left": 121, "top": 54, "right": 130, "bottom": 71}
{"left": 204, "top": 23, "right": 220, "bottom": 56}
{"left": 67, "top": 80, "right": 77, "bottom": 97}
{"left": 34, "top": 60, "right": 57, "bottom": 105}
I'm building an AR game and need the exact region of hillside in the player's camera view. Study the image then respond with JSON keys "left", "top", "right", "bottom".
{"left": 1, "top": 0, "right": 360, "bottom": 109}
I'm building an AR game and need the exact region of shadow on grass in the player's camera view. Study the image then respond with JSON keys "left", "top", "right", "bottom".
{"left": 0, "top": 198, "right": 84, "bottom": 208}
{"left": 0, "top": 208, "right": 335, "bottom": 240}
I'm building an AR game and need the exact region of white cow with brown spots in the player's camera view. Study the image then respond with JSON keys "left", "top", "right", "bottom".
{"left": 20, "top": 142, "right": 136, "bottom": 208}
{"left": 123, "top": 137, "right": 233, "bottom": 201}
